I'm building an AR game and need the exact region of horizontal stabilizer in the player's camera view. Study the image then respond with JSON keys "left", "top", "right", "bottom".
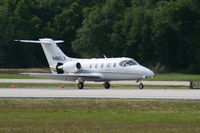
{"left": 15, "top": 39, "right": 64, "bottom": 44}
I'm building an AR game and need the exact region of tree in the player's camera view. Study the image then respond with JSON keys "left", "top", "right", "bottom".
{"left": 152, "top": 0, "right": 200, "bottom": 73}
{"left": 50, "top": 2, "right": 83, "bottom": 57}
{"left": 111, "top": 7, "right": 155, "bottom": 65}
{"left": 72, "top": 0, "right": 125, "bottom": 58}
{"left": 0, "top": 0, "right": 199, "bottom": 73}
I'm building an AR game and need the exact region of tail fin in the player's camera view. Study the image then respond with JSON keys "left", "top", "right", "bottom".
{"left": 15, "top": 38, "right": 71, "bottom": 73}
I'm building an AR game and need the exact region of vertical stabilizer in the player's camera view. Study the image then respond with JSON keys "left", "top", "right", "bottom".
{"left": 15, "top": 38, "right": 71, "bottom": 73}
{"left": 39, "top": 38, "right": 69, "bottom": 66}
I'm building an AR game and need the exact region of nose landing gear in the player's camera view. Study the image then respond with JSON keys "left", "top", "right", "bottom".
{"left": 137, "top": 80, "right": 144, "bottom": 89}
{"left": 139, "top": 82, "right": 144, "bottom": 89}
{"left": 103, "top": 82, "right": 110, "bottom": 89}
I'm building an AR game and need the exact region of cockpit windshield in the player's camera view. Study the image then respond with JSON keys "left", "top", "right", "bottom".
{"left": 119, "top": 59, "right": 138, "bottom": 67}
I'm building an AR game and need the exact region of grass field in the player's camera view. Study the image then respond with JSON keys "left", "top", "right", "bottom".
{"left": 0, "top": 99, "right": 199, "bottom": 133}
{"left": 0, "top": 68, "right": 50, "bottom": 74}
{"left": 0, "top": 69, "right": 48, "bottom": 79}
{"left": 0, "top": 74, "right": 41, "bottom": 79}
{"left": 147, "top": 73, "right": 200, "bottom": 81}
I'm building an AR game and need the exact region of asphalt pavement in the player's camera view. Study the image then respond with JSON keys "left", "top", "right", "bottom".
{"left": 0, "top": 79, "right": 189, "bottom": 86}
{"left": 0, "top": 88, "right": 199, "bottom": 100}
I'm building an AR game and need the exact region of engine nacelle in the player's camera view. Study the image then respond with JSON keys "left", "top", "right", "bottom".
{"left": 56, "top": 63, "right": 64, "bottom": 74}
{"left": 61, "top": 62, "right": 81, "bottom": 73}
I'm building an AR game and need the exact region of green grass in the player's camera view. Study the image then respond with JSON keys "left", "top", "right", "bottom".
{"left": 147, "top": 73, "right": 200, "bottom": 81}
{"left": 0, "top": 99, "right": 200, "bottom": 133}
{"left": 0, "top": 74, "right": 41, "bottom": 79}
{"left": 0, "top": 68, "right": 49, "bottom": 79}
{"left": 0, "top": 68, "right": 50, "bottom": 74}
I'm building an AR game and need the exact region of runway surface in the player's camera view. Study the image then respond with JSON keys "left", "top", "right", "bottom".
{"left": 0, "top": 88, "right": 199, "bottom": 100}
{"left": 0, "top": 79, "right": 189, "bottom": 86}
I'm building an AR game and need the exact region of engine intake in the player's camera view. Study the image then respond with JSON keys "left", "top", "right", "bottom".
{"left": 76, "top": 62, "right": 81, "bottom": 69}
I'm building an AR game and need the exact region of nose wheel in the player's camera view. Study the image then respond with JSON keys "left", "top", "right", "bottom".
{"left": 78, "top": 82, "right": 84, "bottom": 89}
{"left": 137, "top": 80, "right": 144, "bottom": 89}
{"left": 103, "top": 82, "right": 110, "bottom": 89}
{"left": 139, "top": 82, "right": 144, "bottom": 89}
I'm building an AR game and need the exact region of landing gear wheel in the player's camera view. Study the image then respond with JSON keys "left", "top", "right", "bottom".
{"left": 78, "top": 82, "right": 84, "bottom": 89}
{"left": 103, "top": 82, "right": 110, "bottom": 89}
{"left": 139, "top": 83, "right": 144, "bottom": 89}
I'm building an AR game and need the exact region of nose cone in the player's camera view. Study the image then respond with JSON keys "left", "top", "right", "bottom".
{"left": 146, "top": 69, "right": 154, "bottom": 78}
{"left": 141, "top": 66, "right": 154, "bottom": 78}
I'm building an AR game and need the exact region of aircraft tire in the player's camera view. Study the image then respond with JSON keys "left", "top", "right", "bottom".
{"left": 139, "top": 83, "right": 144, "bottom": 89}
{"left": 103, "top": 82, "right": 110, "bottom": 89}
{"left": 78, "top": 82, "right": 84, "bottom": 89}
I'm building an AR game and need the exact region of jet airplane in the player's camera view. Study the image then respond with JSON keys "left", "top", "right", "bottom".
{"left": 16, "top": 38, "right": 154, "bottom": 89}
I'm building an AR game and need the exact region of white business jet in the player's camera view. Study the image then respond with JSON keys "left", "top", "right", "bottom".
{"left": 16, "top": 38, "right": 154, "bottom": 89}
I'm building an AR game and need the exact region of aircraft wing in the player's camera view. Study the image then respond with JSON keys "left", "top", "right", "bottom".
{"left": 21, "top": 73, "right": 102, "bottom": 81}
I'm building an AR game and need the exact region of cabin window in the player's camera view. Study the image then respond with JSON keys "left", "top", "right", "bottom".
{"left": 89, "top": 64, "right": 92, "bottom": 68}
{"left": 113, "top": 63, "right": 116, "bottom": 67}
{"left": 95, "top": 64, "right": 98, "bottom": 68}
{"left": 101, "top": 63, "right": 104, "bottom": 68}
{"left": 107, "top": 63, "right": 110, "bottom": 68}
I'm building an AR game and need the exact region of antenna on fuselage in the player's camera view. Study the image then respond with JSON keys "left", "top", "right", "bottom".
{"left": 103, "top": 55, "right": 107, "bottom": 58}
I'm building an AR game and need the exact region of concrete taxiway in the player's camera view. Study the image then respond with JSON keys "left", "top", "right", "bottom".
{"left": 0, "top": 88, "right": 199, "bottom": 100}
{"left": 0, "top": 79, "right": 189, "bottom": 86}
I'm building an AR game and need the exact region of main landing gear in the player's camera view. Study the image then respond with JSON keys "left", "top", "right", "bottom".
{"left": 78, "top": 82, "right": 84, "bottom": 89}
{"left": 103, "top": 82, "right": 110, "bottom": 89}
{"left": 77, "top": 81, "right": 111, "bottom": 89}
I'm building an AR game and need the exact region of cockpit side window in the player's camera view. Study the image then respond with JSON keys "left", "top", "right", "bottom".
{"left": 124, "top": 60, "right": 137, "bottom": 66}
{"left": 119, "top": 60, "right": 138, "bottom": 67}
{"left": 119, "top": 60, "right": 128, "bottom": 66}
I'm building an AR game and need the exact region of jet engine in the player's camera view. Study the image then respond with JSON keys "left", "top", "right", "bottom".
{"left": 58, "top": 61, "right": 81, "bottom": 73}
{"left": 56, "top": 63, "right": 64, "bottom": 74}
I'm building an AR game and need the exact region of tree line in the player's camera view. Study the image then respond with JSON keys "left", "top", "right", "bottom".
{"left": 0, "top": 0, "right": 200, "bottom": 73}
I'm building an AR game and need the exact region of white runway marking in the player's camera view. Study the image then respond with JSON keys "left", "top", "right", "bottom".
{"left": 0, "top": 88, "right": 199, "bottom": 100}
